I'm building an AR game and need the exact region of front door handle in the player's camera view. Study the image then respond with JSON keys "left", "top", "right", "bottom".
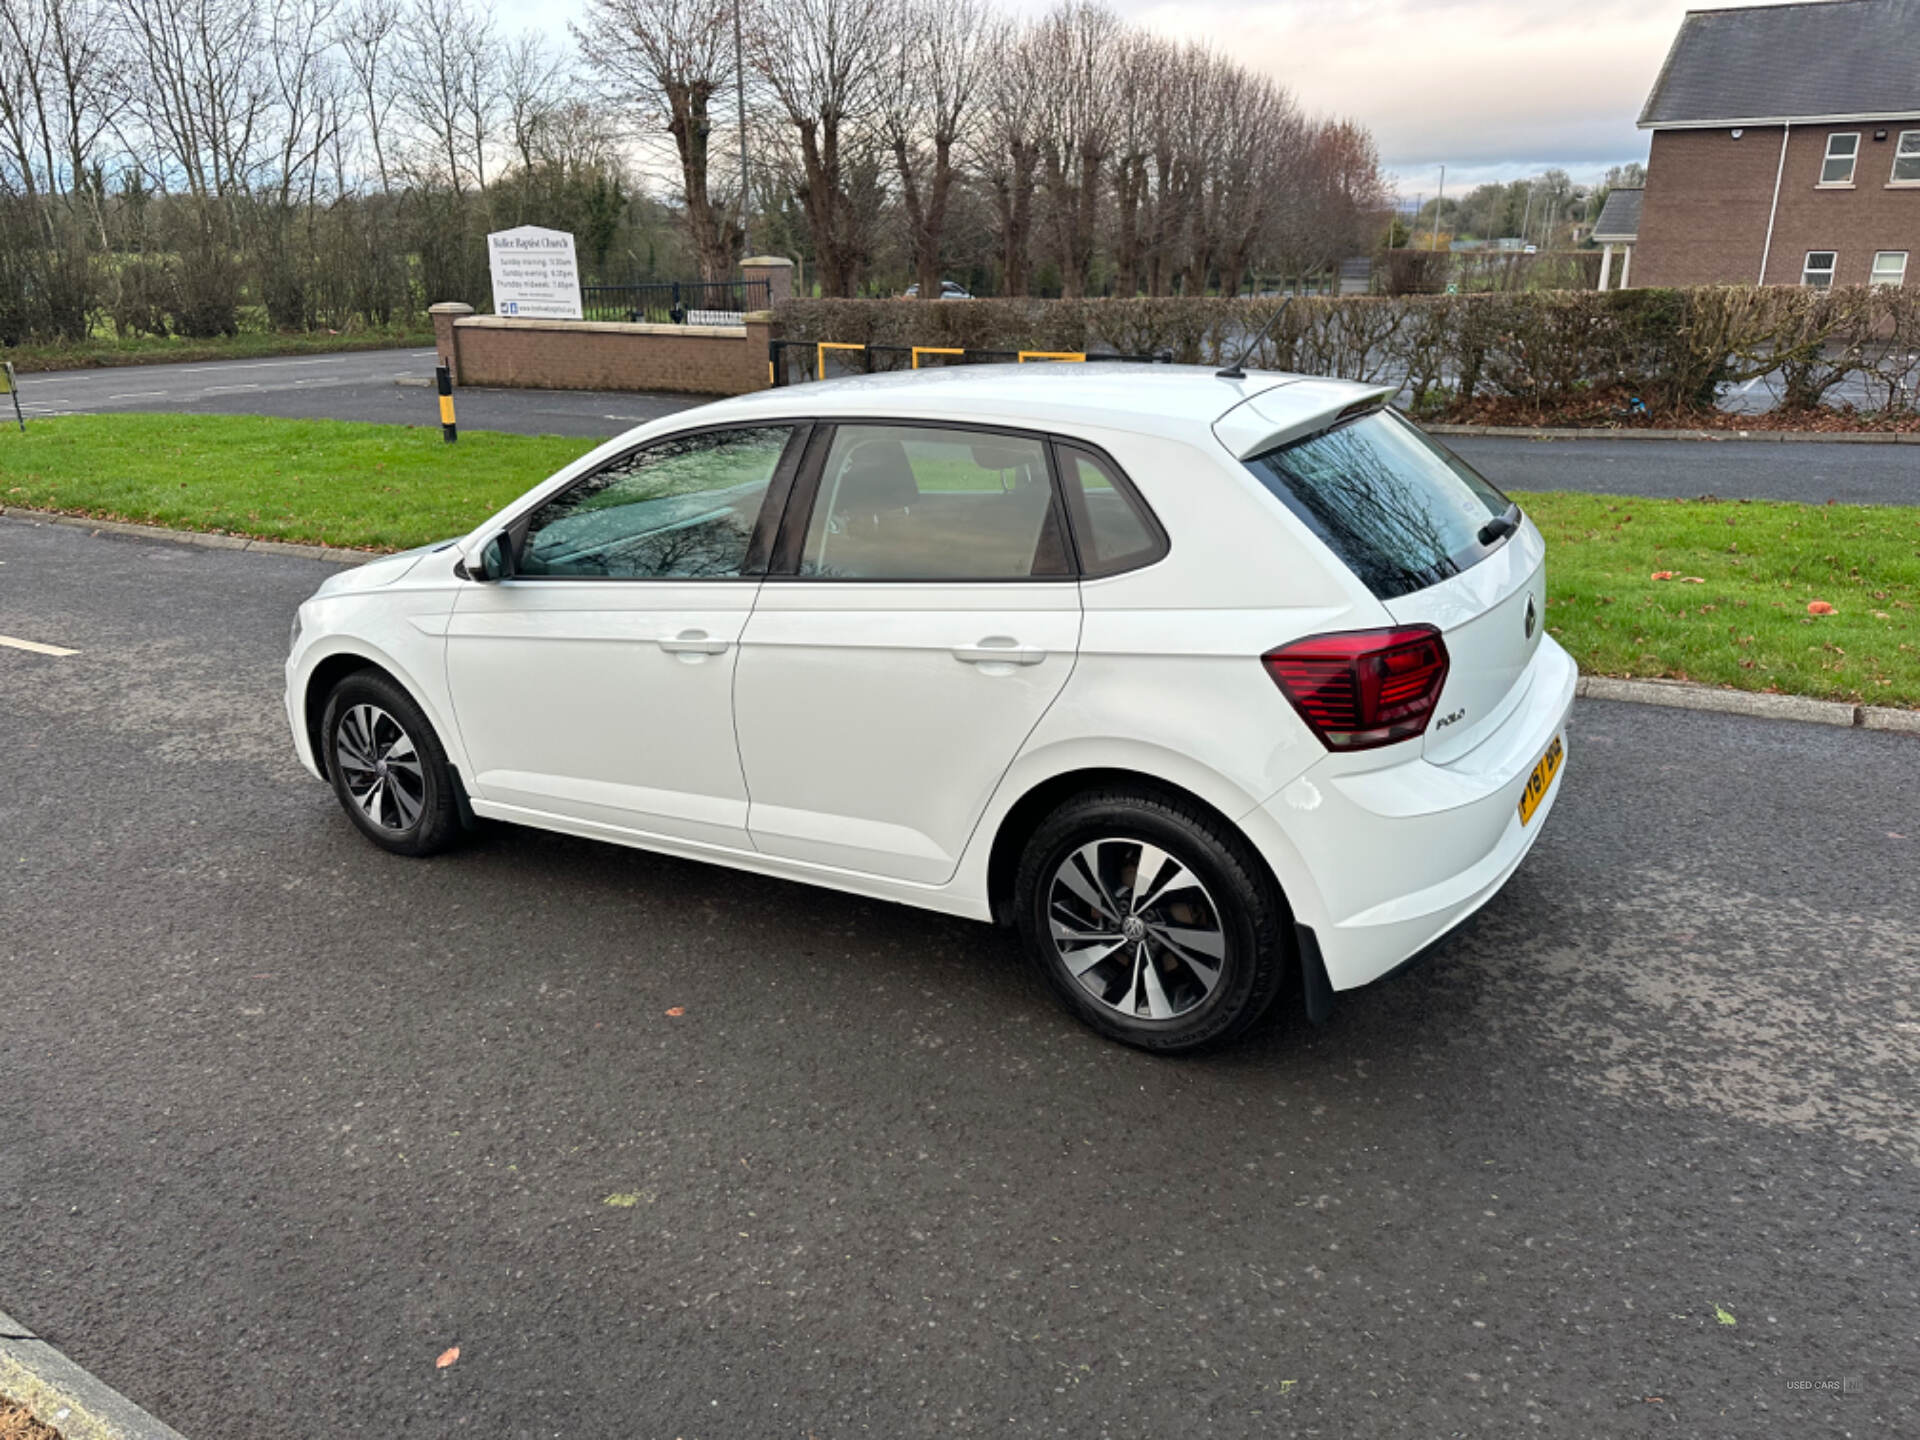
{"left": 952, "top": 637, "right": 1047, "bottom": 666}
{"left": 659, "top": 629, "right": 730, "bottom": 655}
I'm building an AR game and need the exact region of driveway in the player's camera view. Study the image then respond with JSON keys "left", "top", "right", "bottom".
{"left": 3, "top": 514, "right": 1913, "bottom": 1437}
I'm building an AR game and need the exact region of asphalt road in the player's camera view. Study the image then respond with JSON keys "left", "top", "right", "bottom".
{"left": 2, "top": 514, "right": 1915, "bottom": 1438}
{"left": 12, "top": 348, "right": 1919, "bottom": 506}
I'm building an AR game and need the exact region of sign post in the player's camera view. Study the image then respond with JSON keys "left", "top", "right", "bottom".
{"left": 1, "top": 362, "right": 21, "bottom": 432}
{"left": 486, "top": 226, "right": 583, "bottom": 320}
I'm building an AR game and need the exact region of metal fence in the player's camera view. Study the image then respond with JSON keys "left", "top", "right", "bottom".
{"left": 581, "top": 279, "right": 771, "bottom": 326}
{"left": 767, "top": 339, "right": 1173, "bottom": 386}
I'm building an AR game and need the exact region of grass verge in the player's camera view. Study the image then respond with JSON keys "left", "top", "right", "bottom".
{"left": 0, "top": 413, "right": 595, "bottom": 551}
{"left": 3, "top": 326, "right": 436, "bottom": 374}
{"left": 1, "top": 414, "right": 1914, "bottom": 707}
{"left": 1515, "top": 489, "right": 1919, "bottom": 707}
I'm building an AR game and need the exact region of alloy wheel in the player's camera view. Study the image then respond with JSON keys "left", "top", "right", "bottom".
{"left": 1046, "top": 837, "right": 1227, "bottom": 1021}
{"left": 333, "top": 703, "right": 426, "bottom": 832}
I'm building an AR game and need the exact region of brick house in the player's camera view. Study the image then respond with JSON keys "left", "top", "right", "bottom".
{"left": 1633, "top": 0, "right": 1919, "bottom": 288}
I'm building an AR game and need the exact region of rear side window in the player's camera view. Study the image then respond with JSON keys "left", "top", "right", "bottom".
{"left": 1244, "top": 410, "right": 1512, "bottom": 600}
{"left": 798, "top": 425, "right": 1071, "bottom": 580}
{"left": 1056, "top": 444, "right": 1165, "bottom": 576}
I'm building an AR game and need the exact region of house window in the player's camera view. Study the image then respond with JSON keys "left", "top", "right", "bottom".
{"left": 1871, "top": 252, "right": 1909, "bottom": 287}
{"left": 1820, "top": 133, "right": 1860, "bottom": 185}
{"left": 1893, "top": 131, "right": 1920, "bottom": 184}
{"left": 1802, "top": 252, "right": 1838, "bottom": 287}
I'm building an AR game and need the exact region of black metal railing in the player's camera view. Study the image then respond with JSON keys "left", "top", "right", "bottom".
{"left": 581, "top": 278, "right": 771, "bottom": 326}
{"left": 766, "top": 339, "right": 1173, "bottom": 386}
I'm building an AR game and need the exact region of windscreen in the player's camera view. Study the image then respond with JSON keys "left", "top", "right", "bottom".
{"left": 1244, "top": 409, "right": 1514, "bottom": 601}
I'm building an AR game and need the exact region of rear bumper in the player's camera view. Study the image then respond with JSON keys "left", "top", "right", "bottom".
{"left": 1247, "top": 635, "right": 1577, "bottom": 992}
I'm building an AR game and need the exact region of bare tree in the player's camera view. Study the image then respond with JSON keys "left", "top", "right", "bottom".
{"left": 575, "top": 0, "right": 741, "bottom": 281}
{"left": 748, "top": 0, "right": 887, "bottom": 296}
{"left": 392, "top": 0, "right": 494, "bottom": 196}
{"left": 879, "top": 0, "right": 988, "bottom": 299}
{"left": 336, "top": 0, "right": 400, "bottom": 192}
{"left": 973, "top": 16, "right": 1041, "bottom": 296}
{"left": 1031, "top": 1, "right": 1118, "bottom": 296}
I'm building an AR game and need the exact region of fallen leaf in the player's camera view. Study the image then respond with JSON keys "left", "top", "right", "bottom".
{"left": 1651, "top": 571, "right": 1676, "bottom": 581}
{"left": 1715, "top": 1304, "right": 1737, "bottom": 1327}
{"left": 1807, "top": 601, "right": 1836, "bottom": 616}
{"left": 436, "top": 1347, "right": 460, "bottom": 1369}
{"left": 1679, "top": 576, "right": 1705, "bottom": 584}
{"left": 665, "top": 1006, "right": 685, "bottom": 1017}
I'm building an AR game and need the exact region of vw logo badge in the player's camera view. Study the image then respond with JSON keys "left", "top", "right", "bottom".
{"left": 1524, "top": 595, "right": 1538, "bottom": 640}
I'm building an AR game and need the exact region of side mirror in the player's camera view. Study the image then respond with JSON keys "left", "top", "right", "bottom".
{"left": 460, "top": 529, "right": 515, "bottom": 581}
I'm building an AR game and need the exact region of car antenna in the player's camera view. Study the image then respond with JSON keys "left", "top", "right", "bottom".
{"left": 1215, "top": 296, "right": 1292, "bottom": 381}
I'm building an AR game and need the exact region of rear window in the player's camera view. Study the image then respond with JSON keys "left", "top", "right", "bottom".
{"left": 1244, "top": 409, "right": 1513, "bottom": 600}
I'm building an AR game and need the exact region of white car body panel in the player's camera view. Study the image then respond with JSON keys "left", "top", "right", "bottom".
{"left": 735, "top": 581, "right": 1082, "bottom": 883}
{"left": 290, "top": 364, "right": 1577, "bottom": 1001}
{"left": 445, "top": 578, "right": 761, "bottom": 848}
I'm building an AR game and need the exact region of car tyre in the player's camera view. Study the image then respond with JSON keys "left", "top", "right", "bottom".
{"left": 1014, "top": 787, "right": 1290, "bottom": 1053}
{"left": 321, "top": 671, "right": 462, "bottom": 857}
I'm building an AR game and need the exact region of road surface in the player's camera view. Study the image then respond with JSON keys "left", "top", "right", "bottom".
{"left": 1, "top": 513, "right": 1914, "bottom": 1438}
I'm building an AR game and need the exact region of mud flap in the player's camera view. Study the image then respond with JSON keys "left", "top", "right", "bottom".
{"left": 1297, "top": 923, "right": 1335, "bottom": 1024}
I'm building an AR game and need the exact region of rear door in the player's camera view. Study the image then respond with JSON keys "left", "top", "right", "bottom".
{"left": 733, "top": 422, "right": 1081, "bottom": 884}
{"left": 1240, "top": 407, "right": 1542, "bottom": 761}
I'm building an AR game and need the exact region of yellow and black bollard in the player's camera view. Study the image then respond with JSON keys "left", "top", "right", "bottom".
{"left": 436, "top": 364, "right": 457, "bottom": 443}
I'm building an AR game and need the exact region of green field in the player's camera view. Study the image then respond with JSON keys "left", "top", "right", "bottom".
{"left": 2, "top": 413, "right": 1915, "bottom": 707}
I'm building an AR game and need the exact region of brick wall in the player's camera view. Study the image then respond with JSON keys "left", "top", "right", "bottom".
{"left": 429, "top": 308, "right": 773, "bottom": 396}
{"left": 1637, "top": 122, "right": 1920, "bottom": 287}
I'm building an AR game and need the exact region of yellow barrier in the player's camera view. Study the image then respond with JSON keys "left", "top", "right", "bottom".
{"left": 1017, "top": 351, "right": 1086, "bottom": 363}
{"left": 816, "top": 341, "right": 866, "bottom": 380}
{"left": 911, "top": 347, "right": 965, "bottom": 369}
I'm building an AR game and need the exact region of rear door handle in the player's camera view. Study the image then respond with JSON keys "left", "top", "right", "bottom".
{"left": 952, "top": 638, "right": 1047, "bottom": 666}
{"left": 659, "top": 629, "right": 730, "bottom": 655}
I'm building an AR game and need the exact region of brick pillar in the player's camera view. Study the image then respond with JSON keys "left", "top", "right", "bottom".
{"left": 743, "top": 312, "right": 778, "bottom": 392}
{"left": 429, "top": 302, "right": 474, "bottom": 384}
{"left": 740, "top": 256, "right": 794, "bottom": 309}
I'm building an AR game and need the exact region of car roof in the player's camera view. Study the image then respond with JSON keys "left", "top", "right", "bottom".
{"left": 692, "top": 363, "right": 1388, "bottom": 446}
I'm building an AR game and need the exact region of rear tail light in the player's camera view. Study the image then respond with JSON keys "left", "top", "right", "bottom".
{"left": 1263, "top": 625, "right": 1450, "bottom": 751}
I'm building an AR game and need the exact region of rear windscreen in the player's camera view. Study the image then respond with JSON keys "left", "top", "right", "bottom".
{"left": 1244, "top": 409, "right": 1513, "bottom": 600}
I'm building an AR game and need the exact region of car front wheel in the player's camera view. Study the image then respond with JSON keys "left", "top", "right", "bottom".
{"left": 1013, "top": 788, "right": 1289, "bottom": 1053}
{"left": 321, "top": 671, "right": 462, "bottom": 857}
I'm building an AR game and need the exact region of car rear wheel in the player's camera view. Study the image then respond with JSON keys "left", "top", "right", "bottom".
{"left": 321, "top": 671, "right": 462, "bottom": 857}
{"left": 1013, "top": 788, "right": 1289, "bottom": 1052}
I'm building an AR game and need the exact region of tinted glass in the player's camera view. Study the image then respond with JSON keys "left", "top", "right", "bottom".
{"left": 1059, "top": 446, "right": 1162, "bottom": 576}
{"left": 799, "top": 425, "right": 1069, "bottom": 580}
{"left": 1244, "top": 409, "right": 1511, "bottom": 601}
{"left": 519, "top": 427, "right": 791, "bottom": 579}
{"left": 1896, "top": 132, "right": 1920, "bottom": 183}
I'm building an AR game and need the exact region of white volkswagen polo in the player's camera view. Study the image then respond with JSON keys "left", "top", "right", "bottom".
{"left": 285, "top": 365, "right": 1575, "bottom": 1051}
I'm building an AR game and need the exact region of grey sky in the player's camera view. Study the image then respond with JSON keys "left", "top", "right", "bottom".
{"left": 502, "top": 0, "right": 1771, "bottom": 193}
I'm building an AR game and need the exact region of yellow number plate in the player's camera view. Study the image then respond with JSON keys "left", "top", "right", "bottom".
{"left": 1517, "top": 734, "right": 1564, "bottom": 826}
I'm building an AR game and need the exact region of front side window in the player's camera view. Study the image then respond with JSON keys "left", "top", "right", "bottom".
{"left": 798, "top": 425, "right": 1069, "bottom": 580}
{"left": 519, "top": 426, "right": 793, "bottom": 579}
{"left": 1821, "top": 133, "right": 1859, "bottom": 185}
{"left": 1871, "top": 251, "right": 1909, "bottom": 287}
{"left": 1802, "top": 251, "right": 1838, "bottom": 287}
{"left": 1893, "top": 131, "right": 1920, "bottom": 184}
{"left": 1244, "top": 409, "right": 1512, "bottom": 601}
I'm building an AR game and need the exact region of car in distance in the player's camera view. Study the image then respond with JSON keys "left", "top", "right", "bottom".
{"left": 285, "top": 366, "right": 1575, "bottom": 1052}
{"left": 902, "top": 280, "right": 972, "bottom": 299}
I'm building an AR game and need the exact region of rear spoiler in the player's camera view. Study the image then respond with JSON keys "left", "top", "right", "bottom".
{"left": 1213, "top": 385, "right": 1396, "bottom": 461}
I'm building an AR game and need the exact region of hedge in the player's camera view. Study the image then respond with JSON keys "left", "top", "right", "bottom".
{"left": 774, "top": 287, "right": 1920, "bottom": 419}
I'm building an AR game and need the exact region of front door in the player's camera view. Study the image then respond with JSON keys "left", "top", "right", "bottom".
{"left": 734, "top": 423, "right": 1082, "bottom": 884}
{"left": 447, "top": 423, "right": 801, "bottom": 850}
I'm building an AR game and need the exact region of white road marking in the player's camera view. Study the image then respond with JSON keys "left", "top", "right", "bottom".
{"left": 109, "top": 390, "right": 167, "bottom": 400}
{"left": 198, "top": 384, "right": 263, "bottom": 394}
{"left": 0, "top": 633, "right": 79, "bottom": 656}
